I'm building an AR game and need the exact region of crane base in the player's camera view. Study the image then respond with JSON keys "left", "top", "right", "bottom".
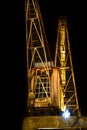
{"left": 22, "top": 116, "right": 87, "bottom": 130}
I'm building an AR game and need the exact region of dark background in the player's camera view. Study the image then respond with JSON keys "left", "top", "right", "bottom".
{"left": 7, "top": 0, "right": 87, "bottom": 130}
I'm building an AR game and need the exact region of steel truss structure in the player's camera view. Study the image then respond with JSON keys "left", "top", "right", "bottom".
{"left": 23, "top": 0, "right": 87, "bottom": 129}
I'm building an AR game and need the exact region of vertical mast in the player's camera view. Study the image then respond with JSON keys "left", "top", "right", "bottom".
{"left": 25, "top": 0, "right": 51, "bottom": 113}
{"left": 54, "top": 16, "right": 80, "bottom": 116}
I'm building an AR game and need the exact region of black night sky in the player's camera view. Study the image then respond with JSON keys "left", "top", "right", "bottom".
{"left": 8, "top": 0, "right": 87, "bottom": 130}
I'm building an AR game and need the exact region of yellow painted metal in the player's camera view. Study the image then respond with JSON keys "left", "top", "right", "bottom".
{"left": 25, "top": 0, "right": 51, "bottom": 110}
{"left": 54, "top": 17, "right": 80, "bottom": 116}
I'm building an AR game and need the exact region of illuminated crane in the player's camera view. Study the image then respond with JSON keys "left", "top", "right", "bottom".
{"left": 25, "top": 0, "right": 68, "bottom": 116}
{"left": 22, "top": 0, "right": 87, "bottom": 129}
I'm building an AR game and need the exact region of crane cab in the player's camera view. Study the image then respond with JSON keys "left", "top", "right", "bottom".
{"left": 27, "top": 62, "right": 65, "bottom": 116}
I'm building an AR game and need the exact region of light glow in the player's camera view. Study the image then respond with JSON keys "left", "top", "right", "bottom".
{"left": 62, "top": 109, "right": 70, "bottom": 118}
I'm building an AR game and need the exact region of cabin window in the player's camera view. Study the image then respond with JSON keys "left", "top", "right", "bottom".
{"left": 35, "top": 76, "right": 50, "bottom": 98}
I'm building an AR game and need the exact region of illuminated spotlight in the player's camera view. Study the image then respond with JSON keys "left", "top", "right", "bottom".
{"left": 62, "top": 109, "right": 70, "bottom": 118}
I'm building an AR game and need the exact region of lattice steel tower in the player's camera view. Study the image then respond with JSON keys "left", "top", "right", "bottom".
{"left": 25, "top": 0, "right": 52, "bottom": 115}
{"left": 54, "top": 17, "right": 80, "bottom": 116}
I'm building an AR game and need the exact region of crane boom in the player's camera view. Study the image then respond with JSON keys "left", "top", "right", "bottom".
{"left": 54, "top": 16, "right": 80, "bottom": 116}
{"left": 25, "top": 0, "right": 52, "bottom": 114}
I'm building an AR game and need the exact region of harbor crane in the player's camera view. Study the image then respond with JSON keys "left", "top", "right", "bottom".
{"left": 22, "top": 0, "right": 87, "bottom": 129}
